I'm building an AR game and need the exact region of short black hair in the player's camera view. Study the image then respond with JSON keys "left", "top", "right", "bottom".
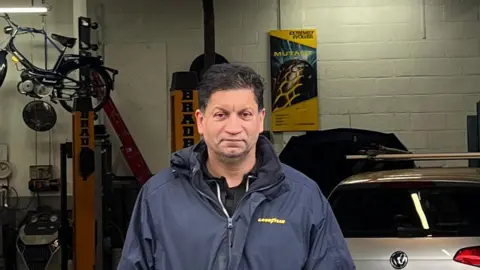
{"left": 197, "top": 63, "right": 265, "bottom": 112}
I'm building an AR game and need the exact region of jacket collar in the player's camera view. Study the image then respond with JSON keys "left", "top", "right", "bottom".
{"left": 171, "top": 135, "right": 288, "bottom": 199}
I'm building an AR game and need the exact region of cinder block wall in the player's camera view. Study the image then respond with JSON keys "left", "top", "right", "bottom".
{"left": 96, "top": 0, "right": 480, "bottom": 169}
{"left": 286, "top": 0, "right": 480, "bottom": 167}
{"left": 6, "top": 0, "right": 480, "bottom": 197}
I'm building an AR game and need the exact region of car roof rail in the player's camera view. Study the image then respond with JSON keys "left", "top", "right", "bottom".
{"left": 358, "top": 144, "right": 411, "bottom": 156}
{"left": 346, "top": 152, "right": 480, "bottom": 161}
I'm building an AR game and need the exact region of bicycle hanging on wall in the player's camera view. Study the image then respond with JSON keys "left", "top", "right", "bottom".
{"left": 0, "top": 13, "right": 118, "bottom": 112}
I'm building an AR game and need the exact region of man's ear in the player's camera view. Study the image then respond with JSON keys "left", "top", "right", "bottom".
{"left": 259, "top": 108, "right": 265, "bottom": 133}
{"left": 195, "top": 109, "right": 204, "bottom": 135}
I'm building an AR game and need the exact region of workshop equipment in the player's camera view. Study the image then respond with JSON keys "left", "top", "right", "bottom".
{"left": 16, "top": 207, "right": 63, "bottom": 270}
{"left": 70, "top": 16, "right": 98, "bottom": 270}
{"left": 102, "top": 98, "right": 151, "bottom": 184}
{"left": 28, "top": 165, "right": 60, "bottom": 192}
{"left": 61, "top": 16, "right": 149, "bottom": 270}
{"left": 170, "top": 72, "right": 201, "bottom": 152}
{"left": 22, "top": 100, "right": 57, "bottom": 132}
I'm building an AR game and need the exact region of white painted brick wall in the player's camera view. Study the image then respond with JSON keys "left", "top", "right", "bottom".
{"left": 93, "top": 0, "right": 480, "bottom": 170}
{"left": 4, "top": 0, "right": 480, "bottom": 195}
{"left": 283, "top": 0, "right": 480, "bottom": 167}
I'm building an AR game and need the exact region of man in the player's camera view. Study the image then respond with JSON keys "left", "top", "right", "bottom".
{"left": 117, "top": 64, "right": 355, "bottom": 269}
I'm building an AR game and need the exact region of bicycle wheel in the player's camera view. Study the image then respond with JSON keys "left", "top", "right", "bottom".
{"left": 58, "top": 66, "right": 112, "bottom": 113}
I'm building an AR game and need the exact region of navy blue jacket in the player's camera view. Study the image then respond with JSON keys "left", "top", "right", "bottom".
{"left": 117, "top": 136, "right": 355, "bottom": 269}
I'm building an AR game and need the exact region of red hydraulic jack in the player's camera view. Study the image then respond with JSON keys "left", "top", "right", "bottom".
{"left": 102, "top": 98, "right": 152, "bottom": 185}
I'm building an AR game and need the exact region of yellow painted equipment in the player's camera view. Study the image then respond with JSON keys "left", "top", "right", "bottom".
{"left": 170, "top": 71, "right": 200, "bottom": 152}
{"left": 72, "top": 97, "right": 96, "bottom": 270}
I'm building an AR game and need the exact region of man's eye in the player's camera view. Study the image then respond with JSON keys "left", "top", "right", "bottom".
{"left": 242, "top": 112, "right": 252, "bottom": 118}
{"left": 214, "top": 113, "right": 225, "bottom": 118}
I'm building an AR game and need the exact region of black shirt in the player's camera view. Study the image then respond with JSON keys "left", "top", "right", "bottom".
{"left": 200, "top": 152, "right": 259, "bottom": 216}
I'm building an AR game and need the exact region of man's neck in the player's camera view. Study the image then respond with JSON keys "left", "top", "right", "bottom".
{"left": 207, "top": 150, "right": 256, "bottom": 188}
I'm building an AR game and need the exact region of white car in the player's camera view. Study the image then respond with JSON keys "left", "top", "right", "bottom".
{"left": 328, "top": 167, "right": 480, "bottom": 269}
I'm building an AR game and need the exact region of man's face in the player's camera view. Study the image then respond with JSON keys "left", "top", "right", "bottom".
{"left": 195, "top": 88, "right": 265, "bottom": 163}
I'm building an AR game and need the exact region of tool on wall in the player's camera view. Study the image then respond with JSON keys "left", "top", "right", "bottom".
{"left": 22, "top": 100, "right": 58, "bottom": 132}
{"left": 28, "top": 165, "right": 59, "bottom": 192}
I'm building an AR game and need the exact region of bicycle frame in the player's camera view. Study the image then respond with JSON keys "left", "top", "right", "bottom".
{"left": 2, "top": 15, "right": 68, "bottom": 72}
{"left": 0, "top": 13, "right": 118, "bottom": 106}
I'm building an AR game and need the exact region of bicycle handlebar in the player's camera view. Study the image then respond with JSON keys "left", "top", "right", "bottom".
{"left": 0, "top": 13, "right": 43, "bottom": 34}
{"left": 2, "top": 16, "right": 14, "bottom": 28}
{"left": 1, "top": 13, "right": 17, "bottom": 28}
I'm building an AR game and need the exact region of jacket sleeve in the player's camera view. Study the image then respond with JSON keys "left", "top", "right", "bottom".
{"left": 117, "top": 185, "right": 157, "bottom": 270}
{"left": 303, "top": 188, "right": 356, "bottom": 270}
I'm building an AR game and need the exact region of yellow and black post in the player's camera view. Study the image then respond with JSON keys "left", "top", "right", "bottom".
{"left": 72, "top": 95, "right": 96, "bottom": 270}
{"left": 72, "top": 16, "right": 96, "bottom": 270}
{"left": 170, "top": 72, "right": 200, "bottom": 152}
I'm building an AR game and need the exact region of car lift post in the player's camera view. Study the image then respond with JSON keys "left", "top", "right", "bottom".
{"left": 170, "top": 72, "right": 200, "bottom": 152}
{"left": 60, "top": 142, "right": 72, "bottom": 270}
{"left": 71, "top": 16, "right": 97, "bottom": 270}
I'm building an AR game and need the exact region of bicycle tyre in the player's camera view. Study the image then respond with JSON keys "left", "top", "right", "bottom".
{"left": 58, "top": 66, "right": 112, "bottom": 113}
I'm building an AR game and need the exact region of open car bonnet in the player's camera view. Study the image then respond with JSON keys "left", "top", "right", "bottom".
{"left": 279, "top": 128, "right": 416, "bottom": 197}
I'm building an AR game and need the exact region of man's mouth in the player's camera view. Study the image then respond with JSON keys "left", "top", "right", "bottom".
{"left": 222, "top": 139, "right": 244, "bottom": 146}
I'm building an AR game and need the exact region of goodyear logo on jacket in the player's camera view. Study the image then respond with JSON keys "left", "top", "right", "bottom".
{"left": 257, "top": 217, "right": 286, "bottom": 224}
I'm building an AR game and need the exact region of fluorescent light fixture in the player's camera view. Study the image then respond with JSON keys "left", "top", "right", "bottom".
{"left": 0, "top": 7, "right": 48, "bottom": 13}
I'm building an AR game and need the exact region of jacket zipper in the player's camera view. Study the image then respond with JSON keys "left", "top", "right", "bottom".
{"left": 194, "top": 184, "right": 234, "bottom": 264}
{"left": 192, "top": 169, "right": 284, "bottom": 267}
{"left": 231, "top": 174, "right": 285, "bottom": 221}
{"left": 223, "top": 175, "right": 285, "bottom": 246}
{"left": 196, "top": 174, "right": 285, "bottom": 237}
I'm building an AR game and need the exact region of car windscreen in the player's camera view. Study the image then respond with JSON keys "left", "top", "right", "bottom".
{"left": 328, "top": 182, "right": 480, "bottom": 238}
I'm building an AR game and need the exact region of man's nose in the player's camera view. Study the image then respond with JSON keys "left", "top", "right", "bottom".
{"left": 224, "top": 115, "right": 242, "bottom": 134}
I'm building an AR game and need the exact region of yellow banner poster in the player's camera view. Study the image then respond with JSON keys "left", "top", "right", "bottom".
{"left": 268, "top": 29, "right": 319, "bottom": 132}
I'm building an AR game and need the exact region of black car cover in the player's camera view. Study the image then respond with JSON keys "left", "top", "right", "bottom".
{"left": 279, "top": 128, "right": 416, "bottom": 197}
